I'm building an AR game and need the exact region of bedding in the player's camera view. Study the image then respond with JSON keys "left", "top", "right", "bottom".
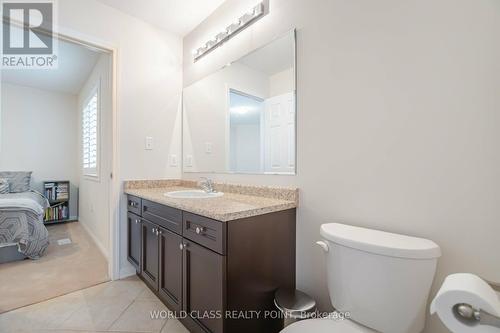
{"left": 0, "top": 171, "right": 32, "bottom": 193}
{"left": 0, "top": 191, "right": 50, "bottom": 259}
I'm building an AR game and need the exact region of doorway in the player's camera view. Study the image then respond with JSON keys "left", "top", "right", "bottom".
{"left": 228, "top": 89, "right": 265, "bottom": 173}
{"left": 0, "top": 30, "right": 117, "bottom": 312}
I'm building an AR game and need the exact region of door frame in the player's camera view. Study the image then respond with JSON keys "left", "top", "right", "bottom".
{"left": 53, "top": 27, "right": 121, "bottom": 280}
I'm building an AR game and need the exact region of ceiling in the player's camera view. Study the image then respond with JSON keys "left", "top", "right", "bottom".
{"left": 96, "top": 0, "right": 226, "bottom": 36}
{"left": 2, "top": 37, "right": 103, "bottom": 95}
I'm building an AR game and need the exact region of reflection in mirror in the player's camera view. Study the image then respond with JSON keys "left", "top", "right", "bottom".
{"left": 183, "top": 30, "right": 296, "bottom": 174}
{"left": 229, "top": 90, "right": 264, "bottom": 173}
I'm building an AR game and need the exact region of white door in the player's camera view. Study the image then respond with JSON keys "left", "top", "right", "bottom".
{"left": 263, "top": 92, "right": 295, "bottom": 173}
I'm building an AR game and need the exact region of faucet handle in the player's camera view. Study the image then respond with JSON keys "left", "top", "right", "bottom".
{"left": 199, "top": 177, "right": 215, "bottom": 193}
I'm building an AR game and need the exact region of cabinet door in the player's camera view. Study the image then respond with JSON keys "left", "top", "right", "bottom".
{"left": 158, "top": 227, "right": 183, "bottom": 312}
{"left": 183, "top": 240, "right": 225, "bottom": 333}
{"left": 141, "top": 219, "right": 159, "bottom": 291}
{"left": 127, "top": 212, "right": 142, "bottom": 272}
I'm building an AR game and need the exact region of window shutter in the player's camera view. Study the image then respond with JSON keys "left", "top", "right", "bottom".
{"left": 82, "top": 90, "right": 99, "bottom": 176}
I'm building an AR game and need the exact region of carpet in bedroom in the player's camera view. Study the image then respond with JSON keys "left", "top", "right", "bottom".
{"left": 0, "top": 222, "right": 109, "bottom": 313}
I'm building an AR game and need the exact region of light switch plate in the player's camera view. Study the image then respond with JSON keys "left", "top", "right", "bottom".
{"left": 185, "top": 155, "right": 193, "bottom": 167}
{"left": 145, "top": 137, "right": 154, "bottom": 150}
{"left": 170, "top": 154, "right": 178, "bottom": 167}
{"left": 205, "top": 142, "right": 213, "bottom": 154}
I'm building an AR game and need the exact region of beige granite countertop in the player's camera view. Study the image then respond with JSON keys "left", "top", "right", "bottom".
{"left": 124, "top": 180, "right": 298, "bottom": 222}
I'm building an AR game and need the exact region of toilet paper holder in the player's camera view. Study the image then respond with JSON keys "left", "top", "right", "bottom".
{"left": 454, "top": 303, "right": 500, "bottom": 329}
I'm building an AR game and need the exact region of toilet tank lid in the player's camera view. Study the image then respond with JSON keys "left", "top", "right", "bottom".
{"left": 320, "top": 223, "right": 441, "bottom": 259}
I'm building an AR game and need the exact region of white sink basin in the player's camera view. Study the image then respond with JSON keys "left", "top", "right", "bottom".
{"left": 164, "top": 190, "right": 224, "bottom": 199}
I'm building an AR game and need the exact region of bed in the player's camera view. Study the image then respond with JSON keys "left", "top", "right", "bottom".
{"left": 0, "top": 173, "right": 50, "bottom": 263}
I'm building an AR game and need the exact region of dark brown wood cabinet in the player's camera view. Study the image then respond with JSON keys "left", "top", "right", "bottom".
{"left": 141, "top": 219, "right": 159, "bottom": 291}
{"left": 127, "top": 195, "right": 296, "bottom": 333}
{"left": 127, "top": 195, "right": 142, "bottom": 215}
{"left": 142, "top": 199, "right": 183, "bottom": 234}
{"left": 158, "top": 226, "right": 183, "bottom": 313}
{"left": 182, "top": 239, "right": 225, "bottom": 333}
{"left": 183, "top": 212, "right": 226, "bottom": 255}
{"left": 127, "top": 212, "right": 142, "bottom": 272}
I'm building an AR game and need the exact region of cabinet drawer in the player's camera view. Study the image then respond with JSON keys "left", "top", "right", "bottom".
{"left": 183, "top": 212, "right": 226, "bottom": 255}
{"left": 127, "top": 195, "right": 142, "bottom": 215}
{"left": 142, "top": 200, "right": 182, "bottom": 234}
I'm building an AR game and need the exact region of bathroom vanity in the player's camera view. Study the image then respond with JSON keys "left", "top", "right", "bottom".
{"left": 125, "top": 180, "right": 297, "bottom": 333}
{"left": 125, "top": 29, "right": 298, "bottom": 333}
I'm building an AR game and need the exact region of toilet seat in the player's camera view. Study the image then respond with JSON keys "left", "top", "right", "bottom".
{"left": 281, "top": 318, "right": 375, "bottom": 333}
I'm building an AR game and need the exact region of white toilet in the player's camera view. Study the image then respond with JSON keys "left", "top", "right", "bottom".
{"left": 283, "top": 223, "right": 441, "bottom": 333}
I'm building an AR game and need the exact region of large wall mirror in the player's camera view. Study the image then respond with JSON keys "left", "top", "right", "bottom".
{"left": 183, "top": 30, "right": 296, "bottom": 174}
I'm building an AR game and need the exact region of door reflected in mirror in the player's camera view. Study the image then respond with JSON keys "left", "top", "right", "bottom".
{"left": 183, "top": 30, "right": 296, "bottom": 174}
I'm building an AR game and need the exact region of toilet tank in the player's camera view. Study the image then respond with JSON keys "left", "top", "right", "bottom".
{"left": 319, "top": 223, "right": 441, "bottom": 333}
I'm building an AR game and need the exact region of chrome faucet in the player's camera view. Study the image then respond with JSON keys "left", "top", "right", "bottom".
{"left": 199, "top": 177, "right": 216, "bottom": 193}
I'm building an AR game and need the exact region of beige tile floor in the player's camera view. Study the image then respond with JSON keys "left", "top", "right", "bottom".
{"left": 0, "top": 222, "right": 110, "bottom": 313}
{"left": 0, "top": 275, "right": 189, "bottom": 333}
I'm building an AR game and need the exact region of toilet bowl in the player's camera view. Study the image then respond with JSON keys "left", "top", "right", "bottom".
{"left": 282, "top": 223, "right": 441, "bottom": 333}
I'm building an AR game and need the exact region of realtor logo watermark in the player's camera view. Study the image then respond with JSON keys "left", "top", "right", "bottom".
{"left": 1, "top": 0, "right": 58, "bottom": 69}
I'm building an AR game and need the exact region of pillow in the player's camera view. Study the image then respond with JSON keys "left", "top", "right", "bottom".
{"left": 0, "top": 178, "right": 9, "bottom": 194}
{"left": 0, "top": 171, "right": 32, "bottom": 193}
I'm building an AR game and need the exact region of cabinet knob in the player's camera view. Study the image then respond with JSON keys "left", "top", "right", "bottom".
{"left": 152, "top": 228, "right": 156, "bottom": 234}
{"left": 179, "top": 243, "right": 184, "bottom": 250}
{"left": 156, "top": 230, "right": 160, "bottom": 236}
{"left": 135, "top": 219, "right": 140, "bottom": 224}
{"left": 195, "top": 227, "right": 204, "bottom": 235}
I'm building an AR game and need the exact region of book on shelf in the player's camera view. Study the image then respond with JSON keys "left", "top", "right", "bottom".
{"left": 44, "top": 182, "right": 69, "bottom": 202}
{"left": 43, "top": 181, "right": 72, "bottom": 223}
{"left": 45, "top": 203, "right": 69, "bottom": 221}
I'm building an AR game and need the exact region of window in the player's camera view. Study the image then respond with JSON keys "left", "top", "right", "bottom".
{"left": 82, "top": 88, "right": 99, "bottom": 177}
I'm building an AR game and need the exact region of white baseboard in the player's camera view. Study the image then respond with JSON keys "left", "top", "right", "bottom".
{"left": 119, "top": 264, "right": 136, "bottom": 279}
{"left": 78, "top": 219, "right": 109, "bottom": 260}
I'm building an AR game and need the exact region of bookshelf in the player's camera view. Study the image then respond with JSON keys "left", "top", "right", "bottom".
{"left": 43, "top": 181, "right": 77, "bottom": 225}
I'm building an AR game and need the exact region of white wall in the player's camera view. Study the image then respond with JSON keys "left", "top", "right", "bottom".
{"left": 182, "top": 1, "right": 500, "bottom": 332}
{"left": 77, "top": 53, "right": 112, "bottom": 257}
{"left": 57, "top": 0, "right": 183, "bottom": 276}
{"left": 0, "top": 83, "right": 78, "bottom": 194}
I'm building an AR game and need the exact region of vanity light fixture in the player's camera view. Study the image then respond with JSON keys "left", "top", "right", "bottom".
{"left": 192, "top": 2, "right": 265, "bottom": 62}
